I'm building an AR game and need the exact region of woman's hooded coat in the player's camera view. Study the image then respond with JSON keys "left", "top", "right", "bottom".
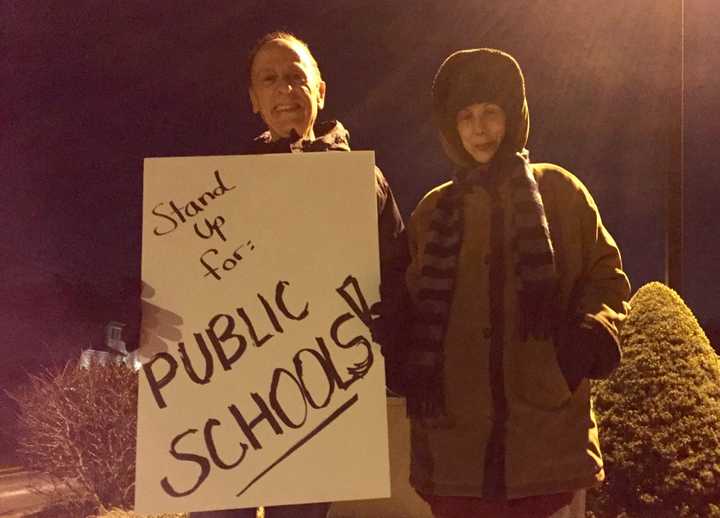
{"left": 402, "top": 48, "right": 631, "bottom": 499}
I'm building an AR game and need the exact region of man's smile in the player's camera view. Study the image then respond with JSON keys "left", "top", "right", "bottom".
{"left": 274, "top": 103, "right": 302, "bottom": 113}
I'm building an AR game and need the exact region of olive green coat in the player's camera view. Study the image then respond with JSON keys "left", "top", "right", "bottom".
{"left": 406, "top": 163, "right": 631, "bottom": 499}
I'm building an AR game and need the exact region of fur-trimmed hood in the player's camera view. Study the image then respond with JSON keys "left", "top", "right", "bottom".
{"left": 432, "top": 48, "right": 530, "bottom": 168}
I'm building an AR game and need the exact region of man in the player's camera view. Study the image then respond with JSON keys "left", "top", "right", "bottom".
{"left": 190, "top": 31, "right": 405, "bottom": 518}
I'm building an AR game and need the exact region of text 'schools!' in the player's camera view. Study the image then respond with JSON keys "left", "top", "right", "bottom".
{"left": 135, "top": 152, "right": 390, "bottom": 514}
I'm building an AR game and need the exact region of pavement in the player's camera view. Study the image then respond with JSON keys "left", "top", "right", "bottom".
{"left": 0, "top": 465, "right": 56, "bottom": 518}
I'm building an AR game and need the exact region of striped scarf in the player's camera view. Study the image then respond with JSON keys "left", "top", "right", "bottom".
{"left": 408, "top": 150, "right": 557, "bottom": 423}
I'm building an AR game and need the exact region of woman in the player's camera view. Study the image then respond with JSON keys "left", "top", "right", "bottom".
{"left": 398, "top": 48, "right": 631, "bottom": 517}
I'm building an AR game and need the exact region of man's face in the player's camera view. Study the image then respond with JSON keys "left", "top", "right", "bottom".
{"left": 249, "top": 39, "right": 326, "bottom": 141}
{"left": 455, "top": 102, "right": 506, "bottom": 165}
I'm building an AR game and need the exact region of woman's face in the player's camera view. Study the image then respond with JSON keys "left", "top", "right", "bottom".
{"left": 455, "top": 102, "right": 506, "bottom": 165}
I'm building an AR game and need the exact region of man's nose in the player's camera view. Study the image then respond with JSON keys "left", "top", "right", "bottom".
{"left": 275, "top": 77, "right": 294, "bottom": 94}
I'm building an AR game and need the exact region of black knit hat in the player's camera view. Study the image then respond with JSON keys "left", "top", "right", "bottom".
{"left": 432, "top": 48, "right": 530, "bottom": 168}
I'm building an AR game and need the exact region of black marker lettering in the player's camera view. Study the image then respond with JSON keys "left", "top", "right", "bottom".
{"left": 160, "top": 428, "right": 210, "bottom": 497}
{"left": 169, "top": 200, "right": 187, "bottom": 224}
{"left": 269, "top": 368, "right": 308, "bottom": 429}
{"left": 143, "top": 352, "right": 178, "bottom": 409}
{"left": 222, "top": 256, "right": 238, "bottom": 271}
{"left": 293, "top": 347, "right": 335, "bottom": 409}
{"left": 185, "top": 200, "right": 204, "bottom": 218}
{"left": 150, "top": 170, "right": 236, "bottom": 238}
{"left": 193, "top": 215, "right": 227, "bottom": 242}
{"left": 336, "top": 275, "right": 372, "bottom": 326}
{"left": 258, "top": 293, "right": 283, "bottom": 333}
{"left": 235, "top": 394, "right": 359, "bottom": 498}
{"left": 276, "top": 280, "right": 309, "bottom": 321}
{"left": 206, "top": 313, "right": 247, "bottom": 371}
{"left": 237, "top": 307, "right": 273, "bottom": 348}
{"left": 197, "top": 191, "right": 216, "bottom": 206}
{"left": 200, "top": 249, "right": 222, "bottom": 280}
{"left": 177, "top": 334, "right": 214, "bottom": 385}
{"left": 152, "top": 203, "right": 179, "bottom": 236}
{"left": 232, "top": 245, "right": 245, "bottom": 262}
{"left": 212, "top": 170, "right": 236, "bottom": 196}
{"left": 315, "top": 336, "right": 355, "bottom": 390}
{"left": 204, "top": 418, "right": 247, "bottom": 470}
{"left": 228, "top": 394, "right": 283, "bottom": 450}
{"left": 330, "top": 313, "right": 374, "bottom": 381}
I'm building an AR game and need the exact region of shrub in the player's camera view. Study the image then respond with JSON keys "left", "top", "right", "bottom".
{"left": 590, "top": 282, "right": 720, "bottom": 517}
{"left": 10, "top": 360, "right": 139, "bottom": 515}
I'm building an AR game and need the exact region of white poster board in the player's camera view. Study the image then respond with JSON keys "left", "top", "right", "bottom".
{"left": 135, "top": 152, "right": 390, "bottom": 514}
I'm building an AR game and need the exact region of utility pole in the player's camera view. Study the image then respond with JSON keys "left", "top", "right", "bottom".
{"left": 666, "top": 0, "right": 684, "bottom": 294}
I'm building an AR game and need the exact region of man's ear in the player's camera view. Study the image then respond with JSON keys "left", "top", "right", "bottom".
{"left": 317, "top": 80, "right": 326, "bottom": 111}
{"left": 249, "top": 87, "right": 259, "bottom": 114}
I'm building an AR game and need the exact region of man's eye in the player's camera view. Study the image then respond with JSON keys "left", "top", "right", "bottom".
{"left": 292, "top": 73, "right": 306, "bottom": 84}
{"left": 261, "top": 75, "right": 276, "bottom": 84}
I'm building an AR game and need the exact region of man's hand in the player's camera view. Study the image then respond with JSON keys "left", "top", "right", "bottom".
{"left": 369, "top": 300, "right": 394, "bottom": 355}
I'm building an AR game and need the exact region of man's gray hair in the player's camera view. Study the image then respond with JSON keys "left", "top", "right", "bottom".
{"left": 247, "top": 31, "right": 322, "bottom": 85}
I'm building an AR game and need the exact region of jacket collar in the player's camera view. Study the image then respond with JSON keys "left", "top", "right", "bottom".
{"left": 247, "top": 120, "right": 351, "bottom": 154}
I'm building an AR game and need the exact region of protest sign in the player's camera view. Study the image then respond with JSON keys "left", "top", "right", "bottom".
{"left": 135, "top": 151, "right": 390, "bottom": 514}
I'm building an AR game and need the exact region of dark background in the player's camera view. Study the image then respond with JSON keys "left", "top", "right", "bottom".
{"left": 1, "top": 1, "right": 716, "bottom": 387}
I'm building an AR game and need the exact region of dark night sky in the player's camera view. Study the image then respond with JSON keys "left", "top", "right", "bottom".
{"left": 1, "top": 1, "right": 717, "bottom": 375}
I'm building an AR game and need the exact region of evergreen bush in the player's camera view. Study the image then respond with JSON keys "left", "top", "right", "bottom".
{"left": 590, "top": 282, "right": 720, "bottom": 517}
